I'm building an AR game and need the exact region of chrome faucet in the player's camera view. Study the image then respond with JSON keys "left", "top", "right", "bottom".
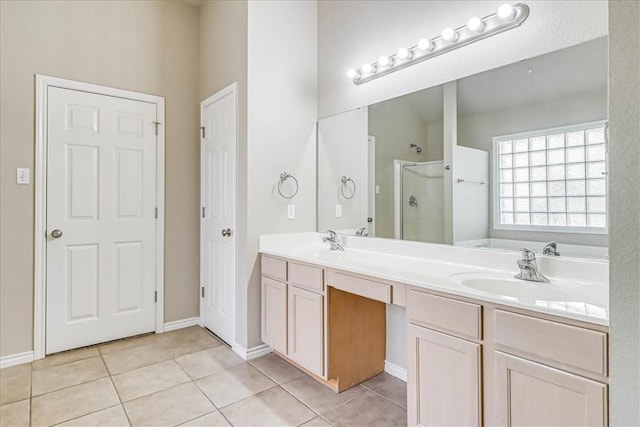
{"left": 542, "top": 241, "right": 560, "bottom": 256}
{"left": 322, "top": 230, "right": 344, "bottom": 251}
{"left": 515, "top": 248, "right": 550, "bottom": 283}
{"left": 355, "top": 227, "right": 368, "bottom": 237}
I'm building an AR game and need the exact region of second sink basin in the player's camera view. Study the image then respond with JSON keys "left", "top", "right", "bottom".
{"left": 457, "top": 276, "right": 570, "bottom": 301}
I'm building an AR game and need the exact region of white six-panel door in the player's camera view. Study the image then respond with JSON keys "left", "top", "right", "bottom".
{"left": 46, "top": 87, "right": 158, "bottom": 354}
{"left": 200, "top": 84, "right": 237, "bottom": 346}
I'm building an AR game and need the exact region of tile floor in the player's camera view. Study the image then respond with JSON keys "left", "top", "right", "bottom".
{"left": 0, "top": 327, "right": 407, "bottom": 426}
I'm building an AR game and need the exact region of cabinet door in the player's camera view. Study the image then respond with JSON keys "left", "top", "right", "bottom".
{"left": 261, "top": 277, "right": 287, "bottom": 354}
{"left": 495, "top": 352, "right": 607, "bottom": 427}
{"left": 288, "top": 285, "right": 324, "bottom": 377}
{"left": 408, "top": 325, "right": 481, "bottom": 426}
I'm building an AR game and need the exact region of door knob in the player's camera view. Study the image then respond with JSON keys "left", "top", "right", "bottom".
{"left": 51, "top": 229, "right": 63, "bottom": 239}
{"left": 221, "top": 228, "right": 232, "bottom": 237}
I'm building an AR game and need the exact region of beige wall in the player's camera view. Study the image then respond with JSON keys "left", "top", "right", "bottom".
{"left": 608, "top": 1, "right": 640, "bottom": 424}
{"left": 0, "top": 0, "right": 201, "bottom": 357}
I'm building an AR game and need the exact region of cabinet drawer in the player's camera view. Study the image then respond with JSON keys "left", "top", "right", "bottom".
{"left": 262, "top": 256, "right": 287, "bottom": 281}
{"left": 494, "top": 310, "right": 608, "bottom": 377}
{"left": 407, "top": 290, "right": 481, "bottom": 340}
{"left": 327, "top": 270, "right": 391, "bottom": 304}
{"left": 289, "top": 262, "right": 324, "bottom": 293}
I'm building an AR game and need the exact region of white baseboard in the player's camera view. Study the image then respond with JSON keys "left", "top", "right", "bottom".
{"left": 232, "top": 343, "right": 272, "bottom": 360}
{"left": 163, "top": 317, "right": 200, "bottom": 332}
{"left": 1, "top": 351, "right": 34, "bottom": 369}
{"left": 384, "top": 360, "right": 407, "bottom": 382}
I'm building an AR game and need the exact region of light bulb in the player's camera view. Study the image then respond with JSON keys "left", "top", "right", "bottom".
{"left": 467, "top": 16, "right": 484, "bottom": 32}
{"left": 441, "top": 27, "right": 458, "bottom": 42}
{"left": 497, "top": 3, "right": 515, "bottom": 20}
{"left": 417, "top": 38, "right": 433, "bottom": 51}
{"left": 361, "top": 63, "right": 374, "bottom": 74}
{"left": 346, "top": 68, "right": 358, "bottom": 79}
{"left": 397, "top": 47, "right": 412, "bottom": 60}
{"left": 378, "top": 55, "right": 391, "bottom": 67}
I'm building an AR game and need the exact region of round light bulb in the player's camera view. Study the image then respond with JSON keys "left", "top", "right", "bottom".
{"left": 441, "top": 27, "right": 457, "bottom": 42}
{"left": 417, "top": 38, "right": 433, "bottom": 51}
{"left": 378, "top": 55, "right": 391, "bottom": 67}
{"left": 346, "top": 68, "right": 358, "bottom": 79}
{"left": 397, "top": 47, "right": 412, "bottom": 60}
{"left": 361, "top": 63, "right": 373, "bottom": 74}
{"left": 467, "top": 16, "right": 484, "bottom": 32}
{"left": 497, "top": 3, "right": 515, "bottom": 20}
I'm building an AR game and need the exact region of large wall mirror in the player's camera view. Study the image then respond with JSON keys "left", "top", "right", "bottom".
{"left": 317, "top": 36, "right": 608, "bottom": 259}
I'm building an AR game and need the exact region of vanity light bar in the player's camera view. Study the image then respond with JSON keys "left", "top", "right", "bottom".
{"left": 348, "top": 3, "right": 530, "bottom": 85}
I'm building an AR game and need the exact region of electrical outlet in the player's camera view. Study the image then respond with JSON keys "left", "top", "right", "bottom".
{"left": 335, "top": 204, "right": 343, "bottom": 218}
{"left": 375, "top": 185, "right": 380, "bottom": 194}
{"left": 287, "top": 204, "right": 295, "bottom": 219}
{"left": 16, "top": 168, "right": 30, "bottom": 185}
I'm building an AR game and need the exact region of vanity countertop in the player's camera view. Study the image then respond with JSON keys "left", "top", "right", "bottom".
{"left": 260, "top": 233, "right": 609, "bottom": 326}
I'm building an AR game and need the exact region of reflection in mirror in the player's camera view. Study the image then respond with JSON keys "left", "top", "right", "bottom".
{"left": 317, "top": 36, "right": 608, "bottom": 259}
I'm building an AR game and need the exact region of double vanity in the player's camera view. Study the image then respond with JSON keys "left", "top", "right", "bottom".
{"left": 259, "top": 232, "right": 609, "bottom": 426}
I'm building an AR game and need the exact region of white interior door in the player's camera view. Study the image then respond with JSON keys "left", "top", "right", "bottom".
{"left": 200, "top": 84, "right": 237, "bottom": 346}
{"left": 46, "top": 87, "right": 158, "bottom": 354}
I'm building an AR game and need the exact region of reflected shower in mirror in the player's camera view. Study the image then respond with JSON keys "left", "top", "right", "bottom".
{"left": 317, "top": 36, "right": 608, "bottom": 260}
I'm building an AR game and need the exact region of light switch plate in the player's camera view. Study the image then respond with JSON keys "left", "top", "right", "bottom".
{"left": 375, "top": 185, "right": 380, "bottom": 194}
{"left": 287, "top": 204, "right": 295, "bottom": 219}
{"left": 16, "top": 168, "right": 30, "bottom": 185}
{"left": 335, "top": 204, "right": 343, "bottom": 218}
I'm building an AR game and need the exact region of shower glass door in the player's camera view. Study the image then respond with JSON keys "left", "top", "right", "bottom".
{"left": 401, "top": 161, "right": 445, "bottom": 243}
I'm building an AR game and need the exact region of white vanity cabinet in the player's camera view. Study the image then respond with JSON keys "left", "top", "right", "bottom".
{"left": 261, "top": 255, "right": 386, "bottom": 391}
{"left": 406, "top": 290, "right": 482, "bottom": 426}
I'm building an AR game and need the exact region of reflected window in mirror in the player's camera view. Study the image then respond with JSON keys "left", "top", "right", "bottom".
{"left": 494, "top": 121, "right": 608, "bottom": 233}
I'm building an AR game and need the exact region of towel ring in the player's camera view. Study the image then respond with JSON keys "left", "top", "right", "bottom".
{"left": 340, "top": 176, "right": 356, "bottom": 199}
{"left": 278, "top": 172, "right": 299, "bottom": 199}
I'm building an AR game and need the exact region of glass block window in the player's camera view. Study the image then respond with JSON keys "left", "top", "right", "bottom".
{"left": 495, "top": 122, "right": 607, "bottom": 232}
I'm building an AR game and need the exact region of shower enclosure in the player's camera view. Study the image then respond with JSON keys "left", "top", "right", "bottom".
{"left": 393, "top": 160, "right": 445, "bottom": 243}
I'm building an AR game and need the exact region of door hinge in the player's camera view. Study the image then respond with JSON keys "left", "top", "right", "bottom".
{"left": 153, "top": 121, "right": 161, "bottom": 136}
{"left": 200, "top": 126, "right": 206, "bottom": 138}
{"left": 154, "top": 291, "right": 158, "bottom": 303}
{"left": 202, "top": 207, "right": 205, "bottom": 218}
{"left": 201, "top": 286, "right": 205, "bottom": 298}
{"left": 155, "top": 207, "right": 158, "bottom": 219}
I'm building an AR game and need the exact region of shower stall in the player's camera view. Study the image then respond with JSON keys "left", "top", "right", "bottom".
{"left": 393, "top": 160, "right": 445, "bottom": 243}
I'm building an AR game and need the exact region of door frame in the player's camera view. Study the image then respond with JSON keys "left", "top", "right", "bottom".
{"left": 199, "top": 82, "right": 238, "bottom": 346}
{"left": 34, "top": 75, "right": 166, "bottom": 360}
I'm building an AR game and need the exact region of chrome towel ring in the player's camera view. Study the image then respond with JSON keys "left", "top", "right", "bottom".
{"left": 278, "top": 172, "right": 299, "bottom": 199}
{"left": 340, "top": 176, "right": 356, "bottom": 199}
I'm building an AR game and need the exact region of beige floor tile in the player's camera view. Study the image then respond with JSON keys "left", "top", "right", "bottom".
{"left": 57, "top": 405, "right": 130, "bottom": 426}
{"left": 112, "top": 360, "right": 190, "bottom": 402}
{"left": 196, "top": 363, "right": 276, "bottom": 408}
{"left": 176, "top": 346, "right": 243, "bottom": 380}
{"left": 124, "top": 382, "right": 215, "bottom": 426}
{"left": 321, "top": 388, "right": 406, "bottom": 427}
{"left": 362, "top": 372, "right": 407, "bottom": 408}
{"left": 300, "top": 417, "right": 332, "bottom": 426}
{"left": 157, "top": 327, "right": 222, "bottom": 359}
{"left": 250, "top": 353, "right": 305, "bottom": 384}
{"left": 0, "top": 399, "right": 30, "bottom": 426}
{"left": 179, "top": 411, "right": 230, "bottom": 426}
{"left": 31, "top": 377, "right": 119, "bottom": 426}
{"left": 98, "top": 334, "right": 158, "bottom": 356}
{"left": 221, "top": 387, "right": 316, "bottom": 426}
{"left": 102, "top": 342, "right": 171, "bottom": 375}
{"left": 0, "top": 365, "right": 31, "bottom": 405}
{"left": 32, "top": 346, "right": 100, "bottom": 371}
{"left": 32, "top": 356, "right": 108, "bottom": 396}
{"left": 281, "top": 376, "right": 366, "bottom": 415}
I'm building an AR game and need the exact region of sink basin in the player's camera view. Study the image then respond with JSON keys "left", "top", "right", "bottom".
{"left": 448, "top": 272, "right": 608, "bottom": 319}
{"left": 458, "top": 277, "right": 570, "bottom": 301}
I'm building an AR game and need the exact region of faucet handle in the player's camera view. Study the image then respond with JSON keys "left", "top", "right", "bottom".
{"left": 326, "top": 230, "right": 337, "bottom": 240}
{"left": 520, "top": 248, "right": 536, "bottom": 261}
